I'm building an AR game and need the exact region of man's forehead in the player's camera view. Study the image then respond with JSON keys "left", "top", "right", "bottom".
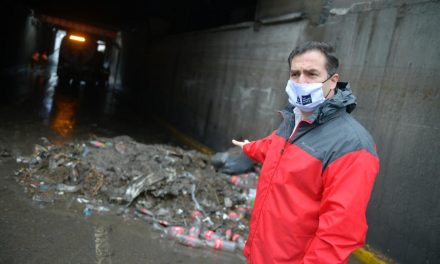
{"left": 290, "top": 50, "right": 327, "bottom": 71}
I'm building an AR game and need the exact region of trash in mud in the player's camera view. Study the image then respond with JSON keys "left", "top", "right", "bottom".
{"left": 14, "top": 135, "right": 259, "bottom": 254}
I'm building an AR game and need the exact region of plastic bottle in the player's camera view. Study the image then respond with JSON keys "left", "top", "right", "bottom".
{"left": 32, "top": 194, "right": 54, "bottom": 205}
{"left": 232, "top": 233, "right": 246, "bottom": 250}
{"left": 176, "top": 235, "right": 205, "bottom": 248}
{"left": 161, "top": 226, "right": 186, "bottom": 239}
{"left": 89, "top": 140, "right": 112, "bottom": 148}
{"left": 157, "top": 219, "right": 170, "bottom": 227}
{"left": 81, "top": 144, "right": 90, "bottom": 157}
{"left": 205, "top": 238, "right": 237, "bottom": 252}
{"left": 224, "top": 228, "right": 232, "bottom": 240}
{"left": 89, "top": 140, "right": 105, "bottom": 148}
{"left": 227, "top": 211, "right": 241, "bottom": 222}
{"left": 191, "top": 210, "right": 203, "bottom": 223}
{"left": 202, "top": 230, "right": 222, "bottom": 240}
{"left": 86, "top": 204, "right": 110, "bottom": 213}
{"left": 230, "top": 172, "right": 258, "bottom": 189}
{"left": 247, "top": 187, "right": 257, "bottom": 209}
{"left": 83, "top": 207, "right": 93, "bottom": 217}
{"left": 189, "top": 210, "right": 203, "bottom": 237}
{"left": 236, "top": 206, "right": 249, "bottom": 219}
{"left": 134, "top": 211, "right": 170, "bottom": 227}
{"left": 189, "top": 225, "right": 201, "bottom": 237}
{"left": 57, "top": 183, "right": 81, "bottom": 193}
{"left": 135, "top": 205, "right": 154, "bottom": 216}
{"left": 134, "top": 211, "right": 154, "bottom": 222}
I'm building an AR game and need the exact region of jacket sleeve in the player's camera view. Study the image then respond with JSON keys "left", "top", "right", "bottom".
{"left": 301, "top": 149, "right": 379, "bottom": 264}
{"left": 242, "top": 131, "right": 275, "bottom": 164}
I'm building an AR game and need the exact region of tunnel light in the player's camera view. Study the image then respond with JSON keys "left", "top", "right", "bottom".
{"left": 69, "top": 35, "right": 86, "bottom": 42}
{"left": 97, "top": 40, "right": 106, "bottom": 52}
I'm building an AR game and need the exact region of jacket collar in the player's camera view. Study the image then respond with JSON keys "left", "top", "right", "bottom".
{"left": 314, "top": 82, "right": 356, "bottom": 124}
{"left": 285, "top": 82, "right": 357, "bottom": 125}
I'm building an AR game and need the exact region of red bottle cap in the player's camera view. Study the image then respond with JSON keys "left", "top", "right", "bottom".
{"left": 228, "top": 211, "right": 239, "bottom": 219}
{"left": 213, "top": 238, "right": 223, "bottom": 249}
{"left": 232, "top": 233, "right": 242, "bottom": 241}
{"left": 191, "top": 210, "right": 202, "bottom": 219}
{"left": 230, "top": 176, "right": 238, "bottom": 185}
{"left": 204, "top": 230, "right": 215, "bottom": 239}
{"left": 225, "top": 229, "right": 232, "bottom": 239}
{"left": 171, "top": 226, "right": 185, "bottom": 234}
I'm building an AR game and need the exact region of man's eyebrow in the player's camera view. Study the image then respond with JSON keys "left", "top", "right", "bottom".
{"left": 304, "top": 69, "right": 320, "bottom": 74}
{"left": 290, "top": 68, "right": 320, "bottom": 73}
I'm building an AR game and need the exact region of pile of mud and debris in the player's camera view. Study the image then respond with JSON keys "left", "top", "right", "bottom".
{"left": 15, "top": 135, "right": 259, "bottom": 253}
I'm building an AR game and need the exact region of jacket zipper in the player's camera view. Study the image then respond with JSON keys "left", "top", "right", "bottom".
{"left": 249, "top": 121, "right": 302, "bottom": 260}
{"left": 249, "top": 118, "right": 314, "bottom": 261}
{"left": 281, "top": 119, "right": 303, "bottom": 154}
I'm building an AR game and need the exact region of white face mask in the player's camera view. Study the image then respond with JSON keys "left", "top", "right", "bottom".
{"left": 285, "top": 80, "right": 327, "bottom": 112}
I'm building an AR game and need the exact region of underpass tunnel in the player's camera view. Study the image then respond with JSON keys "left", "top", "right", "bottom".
{"left": 1, "top": 1, "right": 440, "bottom": 264}
{"left": 0, "top": 0, "right": 258, "bottom": 149}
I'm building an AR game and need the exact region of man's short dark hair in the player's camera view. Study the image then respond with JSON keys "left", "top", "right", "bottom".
{"left": 287, "top": 41, "right": 339, "bottom": 76}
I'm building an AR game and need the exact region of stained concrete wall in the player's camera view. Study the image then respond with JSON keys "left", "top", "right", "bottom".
{"left": 144, "top": 21, "right": 308, "bottom": 149}
{"left": 255, "top": 0, "right": 304, "bottom": 19}
{"left": 137, "top": 0, "right": 440, "bottom": 263}
{"left": 317, "top": 1, "right": 440, "bottom": 263}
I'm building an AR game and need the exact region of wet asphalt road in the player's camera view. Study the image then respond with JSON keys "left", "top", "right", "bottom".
{"left": 0, "top": 64, "right": 362, "bottom": 264}
{"left": 0, "top": 64, "right": 246, "bottom": 264}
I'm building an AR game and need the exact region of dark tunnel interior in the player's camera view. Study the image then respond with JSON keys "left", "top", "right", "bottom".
{"left": 24, "top": 0, "right": 257, "bottom": 32}
{"left": 0, "top": 3, "right": 262, "bottom": 263}
{"left": 1, "top": 1, "right": 439, "bottom": 263}
{"left": 0, "top": 0, "right": 258, "bottom": 149}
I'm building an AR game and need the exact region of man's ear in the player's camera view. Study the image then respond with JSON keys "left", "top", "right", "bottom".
{"left": 329, "top": 73, "right": 339, "bottom": 90}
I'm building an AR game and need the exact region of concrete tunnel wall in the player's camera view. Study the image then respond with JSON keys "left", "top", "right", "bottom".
{"left": 318, "top": 3, "right": 440, "bottom": 263}
{"left": 142, "top": 20, "right": 309, "bottom": 149}
{"left": 129, "top": 0, "right": 440, "bottom": 263}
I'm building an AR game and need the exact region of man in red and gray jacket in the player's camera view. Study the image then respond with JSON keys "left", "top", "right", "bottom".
{"left": 233, "top": 41, "right": 379, "bottom": 263}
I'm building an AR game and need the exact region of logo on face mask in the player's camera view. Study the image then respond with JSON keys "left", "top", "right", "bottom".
{"left": 301, "top": 94, "right": 312, "bottom": 105}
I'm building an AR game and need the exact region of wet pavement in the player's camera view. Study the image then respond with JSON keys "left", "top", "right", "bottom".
{"left": 0, "top": 62, "right": 362, "bottom": 263}
{"left": 0, "top": 63, "right": 247, "bottom": 264}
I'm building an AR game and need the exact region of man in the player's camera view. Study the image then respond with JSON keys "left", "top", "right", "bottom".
{"left": 232, "top": 41, "right": 379, "bottom": 263}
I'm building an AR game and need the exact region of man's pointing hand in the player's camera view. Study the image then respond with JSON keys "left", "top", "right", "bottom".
{"left": 232, "top": 139, "right": 250, "bottom": 149}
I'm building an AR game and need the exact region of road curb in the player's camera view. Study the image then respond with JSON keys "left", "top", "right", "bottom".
{"left": 352, "top": 247, "right": 387, "bottom": 264}
{"left": 152, "top": 116, "right": 214, "bottom": 155}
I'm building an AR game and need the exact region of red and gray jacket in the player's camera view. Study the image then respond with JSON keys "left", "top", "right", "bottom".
{"left": 242, "top": 82, "right": 379, "bottom": 264}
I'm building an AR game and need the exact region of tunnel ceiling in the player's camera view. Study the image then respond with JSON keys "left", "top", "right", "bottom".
{"left": 22, "top": 0, "right": 257, "bottom": 33}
